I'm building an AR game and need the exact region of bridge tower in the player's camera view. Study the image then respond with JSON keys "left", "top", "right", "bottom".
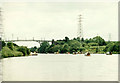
{"left": 77, "top": 14, "right": 83, "bottom": 39}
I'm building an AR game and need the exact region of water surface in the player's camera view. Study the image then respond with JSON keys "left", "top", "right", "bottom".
{"left": 2, "top": 54, "right": 118, "bottom": 81}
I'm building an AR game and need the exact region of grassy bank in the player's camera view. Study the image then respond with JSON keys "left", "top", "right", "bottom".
{"left": 0, "top": 42, "right": 30, "bottom": 58}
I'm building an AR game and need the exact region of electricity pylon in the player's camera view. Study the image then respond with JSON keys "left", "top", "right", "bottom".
{"left": 77, "top": 14, "right": 83, "bottom": 39}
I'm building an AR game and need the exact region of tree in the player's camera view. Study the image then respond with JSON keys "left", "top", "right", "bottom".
{"left": 2, "top": 46, "right": 23, "bottom": 58}
{"left": 108, "top": 45, "right": 114, "bottom": 52}
{"left": 30, "top": 46, "right": 37, "bottom": 52}
{"left": 13, "top": 43, "right": 19, "bottom": 47}
{"left": 17, "top": 46, "right": 30, "bottom": 56}
{"left": 76, "top": 37, "right": 80, "bottom": 42}
{"left": 103, "top": 42, "right": 119, "bottom": 53}
{"left": 46, "top": 45, "right": 54, "bottom": 53}
{"left": 56, "top": 40, "right": 65, "bottom": 45}
{"left": 79, "top": 47, "right": 85, "bottom": 52}
{"left": 84, "top": 39, "right": 89, "bottom": 43}
{"left": 2, "top": 41, "right": 6, "bottom": 48}
{"left": 38, "top": 41, "right": 50, "bottom": 53}
{"left": 96, "top": 48, "right": 98, "bottom": 53}
{"left": 93, "top": 36, "right": 106, "bottom": 46}
{"left": 73, "top": 38, "right": 77, "bottom": 40}
{"left": 82, "top": 43, "right": 86, "bottom": 47}
{"left": 26, "top": 47, "right": 31, "bottom": 55}
{"left": 88, "top": 43, "right": 98, "bottom": 46}
{"left": 89, "top": 38, "right": 93, "bottom": 43}
{"left": 111, "top": 42, "right": 119, "bottom": 53}
{"left": 68, "top": 40, "right": 81, "bottom": 47}
{"left": 51, "top": 45, "right": 62, "bottom": 53}
{"left": 104, "top": 42, "right": 114, "bottom": 52}
{"left": 61, "top": 44, "right": 70, "bottom": 53}
{"left": 1, "top": 47, "right": 14, "bottom": 58}
{"left": 65, "top": 37, "right": 69, "bottom": 42}
{"left": 70, "top": 46, "right": 80, "bottom": 53}
{"left": 1, "top": 42, "right": 31, "bottom": 58}
{"left": 7, "top": 42, "right": 14, "bottom": 50}
{"left": 68, "top": 40, "right": 81, "bottom": 53}
{"left": 52, "top": 39, "right": 55, "bottom": 45}
{"left": 81, "top": 37, "right": 84, "bottom": 42}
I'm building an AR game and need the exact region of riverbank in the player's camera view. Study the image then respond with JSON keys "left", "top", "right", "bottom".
{"left": 1, "top": 53, "right": 118, "bottom": 59}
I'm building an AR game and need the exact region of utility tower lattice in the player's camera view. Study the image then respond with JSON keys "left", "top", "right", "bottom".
{"left": 0, "top": 8, "right": 4, "bottom": 40}
{"left": 77, "top": 14, "right": 83, "bottom": 39}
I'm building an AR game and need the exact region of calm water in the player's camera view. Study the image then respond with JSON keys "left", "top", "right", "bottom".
{"left": 2, "top": 54, "right": 118, "bottom": 81}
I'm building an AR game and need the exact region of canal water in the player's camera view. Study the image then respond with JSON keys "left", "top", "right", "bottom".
{"left": 2, "top": 54, "right": 118, "bottom": 81}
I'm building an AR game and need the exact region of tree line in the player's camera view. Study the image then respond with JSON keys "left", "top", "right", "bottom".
{"left": 0, "top": 36, "right": 119, "bottom": 58}
{"left": 30, "top": 36, "right": 120, "bottom": 54}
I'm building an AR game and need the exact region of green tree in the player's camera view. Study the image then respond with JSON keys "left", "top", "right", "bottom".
{"left": 52, "top": 39, "right": 55, "bottom": 45}
{"left": 26, "top": 47, "right": 31, "bottom": 55}
{"left": 56, "top": 40, "right": 65, "bottom": 45}
{"left": 79, "top": 47, "right": 85, "bottom": 52}
{"left": 96, "top": 48, "right": 98, "bottom": 53}
{"left": 89, "top": 38, "right": 93, "bottom": 43}
{"left": 30, "top": 46, "right": 38, "bottom": 52}
{"left": 52, "top": 45, "right": 62, "bottom": 53}
{"left": 76, "top": 37, "right": 80, "bottom": 42}
{"left": 17, "top": 46, "right": 28, "bottom": 56}
{"left": 13, "top": 43, "right": 19, "bottom": 47}
{"left": 2, "top": 41, "right": 6, "bottom": 48}
{"left": 65, "top": 37, "right": 69, "bottom": 42}
{"left": 81, "top": 37, "right": 84, "bottom": 42}
{"left": 45, "top": 44, "right": 55, "bottom": 53}
{"left": 84, "top": 39, "right": 89, "bottom": 43}
{"left": 73, "top": 38, "right": 77, "bottom": 40}
{"left": 7, "top": 42, "right": 14, "bottom": 50}
{"left": 61, "top": 44, "right": 70, "bottom": 53}
{"left": 112, "top": 42, "right": 120, "bottom": 53}
{"left": 92, "top": 36, "right": 106, "bottom": 46}
{"left": 1, "top": 46, "right": 14, "bottom": 58}
{"left": 68, "top": 40, "right": 81, "bottom": 47}
{"left": 88, "top": 43, "right": 98, "bottom": 46}
{"left": 104, "top": 42, "right": 114, "bottom": 52}
{"left": 68, "top": 40, "right": 81, "bottom": 53}
{"left": 1, "top": 46, "right": 23, "bottom": 58}
{"left": 38, "top": 41, "right": 50, "bottom": 53}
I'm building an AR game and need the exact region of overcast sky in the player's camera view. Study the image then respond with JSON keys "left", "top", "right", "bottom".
{"left": 0, "top": 2, "right": 118, "bottom": 47}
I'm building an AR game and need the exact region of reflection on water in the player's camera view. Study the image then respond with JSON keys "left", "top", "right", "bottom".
{"left": 2, "top": 54, "right": 118, "bottom": 81}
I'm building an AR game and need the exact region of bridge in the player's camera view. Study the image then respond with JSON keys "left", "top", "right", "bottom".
{"left": 4, "top": 39, "right": 52, "bottom": 44}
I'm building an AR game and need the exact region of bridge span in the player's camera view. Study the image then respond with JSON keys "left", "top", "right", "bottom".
{"left": 5, "top": 39, "right": 52, "bottom": 44}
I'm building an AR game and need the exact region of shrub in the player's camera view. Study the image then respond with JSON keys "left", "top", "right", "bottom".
{"left": 1, "top": 46, "right": 14, "bottom": 58}
{"left": 1, "top": 46, "right": 24, "bottom": 58}
{"left": 7, "top": 42, "right": 14, "bottom": 50}
{"left": 2, "top": 41, "right": 6, "bottom": 48}
{"left": 88, "top": 43, "right": 98, "bottom": 46}
{"left": 17, "top": 46, "right": 30, "bottom": 56}
{"left": 13, "top": 51, "right": 23, "bottom": 57}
